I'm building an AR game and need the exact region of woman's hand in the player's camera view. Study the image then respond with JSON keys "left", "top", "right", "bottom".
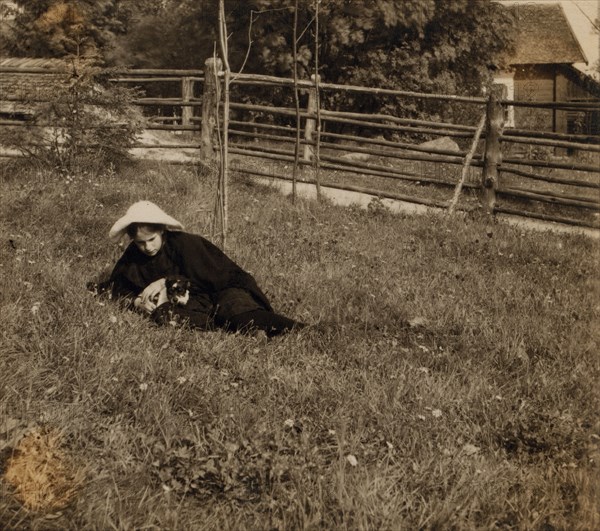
{"left": 155, "top": 287, "right": 169, "bottom": 307}
{"left": 134, "top": 295, "right": 156, "bottom": 314}
{"left": 136, "top": 278, "right": 167, "bottom": 314}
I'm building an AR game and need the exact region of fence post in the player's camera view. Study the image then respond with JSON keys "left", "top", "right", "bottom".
{"left": 201, "top": 57, "right": 222, "bottom": 161}
{"left": 303, "top": 74, "right": 319, "bottom": 162}
{"left": 181, "top": 76, "right": 193, "bottom": 127}
{"left": 481, "top": 85, "right": 505, "bottom": 215}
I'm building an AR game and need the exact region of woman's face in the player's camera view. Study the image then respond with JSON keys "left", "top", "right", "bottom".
{"left": 133, "top": 226, "right": 164, "bottom": 256}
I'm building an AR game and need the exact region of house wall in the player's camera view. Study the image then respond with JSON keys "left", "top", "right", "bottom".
{"left": 511, "top": 64, "right": 599, "bottom": 137}
{"left": 513, "top": 64, "right": 563, "bottom": 133}
{"left": 564, "top": 72, "right": 600, "bottom": 136}
{"left": 555, "top": 71, "right": 570, "bottom": 135}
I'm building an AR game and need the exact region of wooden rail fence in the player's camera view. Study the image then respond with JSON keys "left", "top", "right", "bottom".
{"left": 1, "top": 61, "right": 599, "bottom": 230}
{"left": 206, "top": 67, "right": 600, "bottom": 229}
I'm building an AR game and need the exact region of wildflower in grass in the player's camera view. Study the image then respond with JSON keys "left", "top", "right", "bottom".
{"left": 462, "top": 444, "right": 480, "bottom": 456}
{"left": 139, "top": 383, "right": 148, "bottom": 391}
{"left": 432, "top": 409, "right": 443, "bottom": 418}
{"left": 409, "top": 316, "right": 427, "bottom": 328}
{"left": 346, "top": 454, "right": 358, "bottom": 467}
{"left": 31, "top": 302, "right": 41, "bottom": 315}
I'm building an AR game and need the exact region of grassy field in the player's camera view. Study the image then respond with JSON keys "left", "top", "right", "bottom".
{"left": 1, "top": 159, "right": 599, "bottom": 530}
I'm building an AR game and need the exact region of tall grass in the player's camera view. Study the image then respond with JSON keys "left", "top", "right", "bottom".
{"left": 1, "top": 159, "right": 598, "bottom": 530}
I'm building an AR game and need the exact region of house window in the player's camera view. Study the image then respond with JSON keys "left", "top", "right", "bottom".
{"left": 493, "top": 71, "right": 515, "bottom": 128}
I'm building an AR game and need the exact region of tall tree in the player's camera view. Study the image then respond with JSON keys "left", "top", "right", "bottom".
{"left": 5, "top": 0, "right": 154, "bottom": 60}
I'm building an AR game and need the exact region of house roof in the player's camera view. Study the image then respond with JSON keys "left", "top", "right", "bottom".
{"left": 0, "top": 57, "right": 72, "bottom": 71}
{"left": 0, "top": 57, "right": 72, "bottom": 116}
{"left": 506, "top": 3, "right": 587, "bottom": 66}
{"left": 558, "top": 64, "right": 600, "bottom": 99}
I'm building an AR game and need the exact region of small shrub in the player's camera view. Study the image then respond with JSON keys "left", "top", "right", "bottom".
{"left": 367, "top": 196, "right": 390, "bottom": 218}
{"left": 0, "top": 58, "right": 144, "bottom": 177}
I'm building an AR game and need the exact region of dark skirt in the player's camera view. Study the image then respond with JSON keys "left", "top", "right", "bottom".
{"left": 213, "top": 287, "right": 265, "bottom": 323}
{"left": 153, "top": 287, "right": 265, "bottom": 329}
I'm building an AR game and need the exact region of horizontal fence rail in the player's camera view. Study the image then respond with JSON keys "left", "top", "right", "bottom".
{"left": 229, "top": 72, "right": 600, "bottom": 111}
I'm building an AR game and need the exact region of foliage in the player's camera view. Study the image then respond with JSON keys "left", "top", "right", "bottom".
{"left": 0, "top": 60, "right": 144, "bottom": 175}
{"left": 4, "top": 0, "right": 156, "bottom": 60}
{"left": 5, "top": 0, "right": 516, "bottom": 125}
{"left": 116, "top": 0, "right": 515, "bottom": 116}
{"left": 0, "top": 161, "right": 598, "bottom": 529}
{"left": 110, "top": 0, "right": 222, "bottom": 69}
{"left": 6, "top": 0, "right": 516, "bottom": 94}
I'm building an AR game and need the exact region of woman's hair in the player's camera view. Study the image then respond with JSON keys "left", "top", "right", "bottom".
{"left": 126, "top": 223, "right": 165, "bottom": 239}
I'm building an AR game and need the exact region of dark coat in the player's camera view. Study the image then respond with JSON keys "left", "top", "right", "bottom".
{"left": 108, "top": 231, "right": 273, "bottom": 313}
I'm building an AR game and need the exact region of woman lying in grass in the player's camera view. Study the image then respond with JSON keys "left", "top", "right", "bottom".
{"left": 102, "top": 201, "right": 304, "bottom": 337}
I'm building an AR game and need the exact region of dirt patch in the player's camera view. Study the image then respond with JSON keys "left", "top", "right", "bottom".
{"left": 3, "top": 428, "right": 83, "bottom": 511}
{"left": 131, "top": 130, "right": 201, "bottom": 162}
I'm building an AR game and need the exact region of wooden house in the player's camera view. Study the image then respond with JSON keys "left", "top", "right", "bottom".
{"left": 494, "top": 3, "right": 600, "bottom": 136}
{"left": 0, "top": 57, "right": 74, "bottom": 120}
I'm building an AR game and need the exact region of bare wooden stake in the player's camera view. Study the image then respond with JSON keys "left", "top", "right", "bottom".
{"left": 291, "top": 0, "right": 300, "bottom": 203}
{"left": 218, "top": 0, "right": 230, "bottom": 248}
{"left": 313, "top": 0, "right": 321, "bottom": 200}
{"left": 201, "top": 57, "right": 222, "bottom": 161}
{"left": 303, "top": 81, "right": 317, "bottom": 162}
